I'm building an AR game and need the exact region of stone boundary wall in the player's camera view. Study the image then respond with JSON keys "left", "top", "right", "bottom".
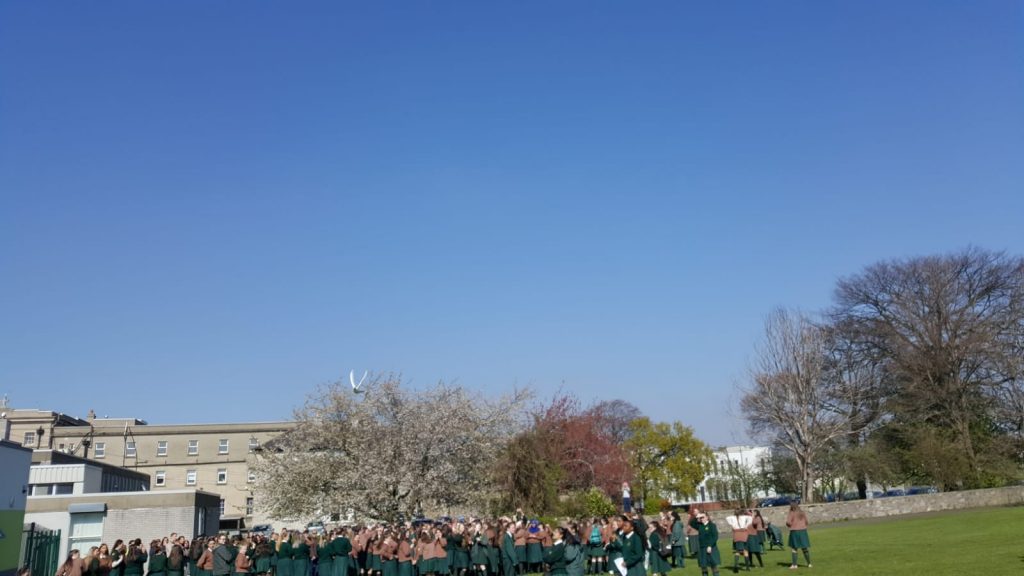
{"left": 702, "top": 485, "right": 1024, "bottom": 533}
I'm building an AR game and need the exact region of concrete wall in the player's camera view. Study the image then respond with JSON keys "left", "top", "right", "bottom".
{"left": 25, "top": 490, "right": 221, "bottom": 564}
{"left": 702, "top": 485, "right": 1024, "bottom": 532}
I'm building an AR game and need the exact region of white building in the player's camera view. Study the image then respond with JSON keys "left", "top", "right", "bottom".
{"left": 686, "top": 445, "right": 776, "bottom": 505}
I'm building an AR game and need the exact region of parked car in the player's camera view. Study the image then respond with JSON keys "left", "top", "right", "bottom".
{"left": 759, "top": 495, "right": 800, "bottom": 507}
{"left": 882, "top": 489, "right": 906, "bottom": 497}
{"left": 307, "top": 521, "right": 326, "bottom": 535}
{"left": 249, "top": 524, "right": 273, "bottom": 539}
{"left": 906, "top": 486, "right": 938, "bottom": 495}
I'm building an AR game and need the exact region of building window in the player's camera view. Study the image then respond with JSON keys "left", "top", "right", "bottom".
{"left": 54, "top": 483, "right": 73, "bottom": 495}
{"left": 246, "top": 497, "right": 254, "bottom": 516}
{"left": 186, "top": 470, "right": 197, "bottom": 486}
{"left": 218, "top": 439, "right": 229, "bottom": 454}
{"left": 217, "top": 469, "right": 227, "bottom": 484}
{"left": 157, "top": 441, "right": 168, "bottom": 456}
{"left": 126, "top": 441, "right": 137, "bottom": 458}
{"left": 247, "top": 469, "right": 256, "bottom": 483}
{"left": 155, "top": 471, "right": 166, "bottom": 487}
{"left": 95, "top": 442, "right": 106, "bottom": 458}
{"left": 187, "top": 440, "right": 199, "bottom": 456}
{"left": 23, "top": 431, "right": 36, "bottom": 447}
{"left": 248, "top": 437, "right": 259, "bottom": 452}
{"left": 219, "top": 499, "right": 225, "bottom": 516}
{"left": 58, "top": 443, "right": 65, "bottom": 451}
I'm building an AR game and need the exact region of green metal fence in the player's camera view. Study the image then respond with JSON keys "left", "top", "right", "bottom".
{"left": 21, "top": 523, "right": 61, "bottom": 576}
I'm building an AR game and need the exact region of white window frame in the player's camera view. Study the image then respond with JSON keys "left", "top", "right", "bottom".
{"left": 157, "top": 441, "right": 168, "bottom": 457}
{"left": 218, "top": 439, "right": 229, "bottom": 455}
{"left": 23, "top": 431, "right": 36, "bottom": 446}
{"left": 187, "top": 439, "right": 199, "bottom": 456}
{"left": 217, "top": 468, "right": 227, "bottom": 484}
{"left": 125, "top": 441, "right": 137, "bottom": 458}
{"left": 186, "top": 470, "right": 197, "bottom": 486}
{"left": 248, "top": 437, "right": 259, "bottom": 452}
{"left": 219, "top": 499, "right": 225, "bottom": 516}
{"left": 155, "top": 470, "right": 166, "bottom": 487}
{"left": 247, "top": 469, "right": 256, "bottom": 483}
{"left": 246, "top": 497, "right": 254, "bottom": 515}
{"left": 94, "top": 442, "right": 106, "bottom": 458}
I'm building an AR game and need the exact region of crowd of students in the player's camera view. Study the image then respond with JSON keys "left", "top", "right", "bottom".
{"left": 49, "top": 504, "right": 812, "bottom": 576}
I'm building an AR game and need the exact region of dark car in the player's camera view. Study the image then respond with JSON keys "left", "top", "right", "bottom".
{"left": 882, "top": 489, "right": 906, "bottom": 497}
{"left": 759, "top": 495, "right": 800, "bottom": 507}
{"left": 249, "top": 524, "right": 273, "bottom": 539}
{"left": 906, "top": 486, "right": 938, "bottom": 495}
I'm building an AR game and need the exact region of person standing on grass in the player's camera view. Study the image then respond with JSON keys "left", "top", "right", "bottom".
{"left": 684, "top": 510, "right": 700, "bottom": 559}
{"left": 669, "top": 512, "right": 685, "bottom": 570}
{"left": 785, "top": 504, "right": 811, "bottom": 569}
{"left": 725, "top": 510, "right": 752, "bottom": 572}
{"left": 744, "top": 511, "right": 764, "bottom": 569}
{"left": 688, "top": 513, "right": 720, "bottom": 576}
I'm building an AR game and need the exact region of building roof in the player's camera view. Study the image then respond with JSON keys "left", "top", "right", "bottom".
{"left": 54, "top": 420, "right": 296, "bottom": 437}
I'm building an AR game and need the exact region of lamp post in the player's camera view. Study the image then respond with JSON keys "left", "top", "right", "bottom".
{"left": 35, "top": 426, "right": 44, "bottom": 448}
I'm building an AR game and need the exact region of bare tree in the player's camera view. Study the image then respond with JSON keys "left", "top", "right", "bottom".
{"left": 740, "top": 309, "right": 850, "bottom": 503}
{"left": 832, "top": 248, "right": 1024, "bottom": 488}
{"left": 253, "top": 375, "right": 531, "bottom": 522}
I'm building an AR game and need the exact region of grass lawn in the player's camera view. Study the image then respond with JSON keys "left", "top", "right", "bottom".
{"left": 656, "top": 506, "right": 1024, "bottom": 576}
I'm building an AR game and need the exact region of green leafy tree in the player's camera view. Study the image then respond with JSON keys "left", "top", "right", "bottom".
{"left": 624, "top": 417, "right": 711, "bottom": 506}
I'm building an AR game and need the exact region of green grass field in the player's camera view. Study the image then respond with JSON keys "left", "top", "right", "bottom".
{"left": 658, "top": 506, "right": 1024, "bottom": 576}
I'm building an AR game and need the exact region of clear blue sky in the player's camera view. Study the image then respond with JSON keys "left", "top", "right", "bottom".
{"left": 2, "top": 1, "right": 1021, "bottom": 446}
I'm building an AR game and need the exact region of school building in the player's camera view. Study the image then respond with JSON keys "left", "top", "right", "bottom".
{"left": 0, "top": 400, "right": 294, "bottom": 532}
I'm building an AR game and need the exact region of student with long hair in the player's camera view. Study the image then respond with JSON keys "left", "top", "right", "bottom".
{"left": 56, "top": 550, "right": 83, "bottom": 576}
{"left": 148, "top": 540, "right": 168, "bottom": 576}
{"left": 124, "top": 540, "right": 148, "bottom": 576}
{"left": 785, "top": 504, "right": 811, "bottom": 569}
{"left": 725, "top": 509, "right": 752, "bottom": 573}
{"left": 111, "top": 541, "right": 127, "bottom": 576}
{"left": 167, "top": 545, "right": 185, "bottom": 576}
{"left": 97, "top": 544, "right": 113, "bottom": 576}
{"left": 684, "top": 510, "right": 700, "bottom": 560}
{"left": 745, "top": 511, "right": 764, "bottom": 569}
{"left": 563, "top": 524, "right": 584, "bottom": 576}
{"left": 277, "top": 532, "right": 295, "bottom": 576}
{"left": 542, "top": 527, "right": 568, "bottom": 576}
{"left": 668, "top": 512, "right": 685, "bottom": 570}
{"left": 646, "top": 522, "right": 670, "bottom": 576}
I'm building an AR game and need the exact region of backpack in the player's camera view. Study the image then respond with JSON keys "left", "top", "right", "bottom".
{"left": 589, "top": 526, "right": 602, "bottom": 545}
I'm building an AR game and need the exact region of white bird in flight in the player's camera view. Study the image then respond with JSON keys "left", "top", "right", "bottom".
{"left": 350, "top": 370, "right": 367, "bottom": 393}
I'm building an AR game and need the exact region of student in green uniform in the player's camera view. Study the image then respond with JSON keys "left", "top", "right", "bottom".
{"left": 167, "top": 545, "right": 185, "bottom": 576}
{"left": 148, "top": 541, "right": 168, "bottom": 576}
{"left": 669, "top": 512, "right": 685, "bottom": 569}
{"left": 500, "top": 523, "right": 516, "bottom": 576}
{"left": 319, "top": 533, "right": 334, "bottom": 576}
{"left": 785, "top": 505, "right": 811, "bottom": 569}
{"left": 277, "top": 532, "right": 294, "bottom": 576}
{"left": 744, "top": 512, "right": 763, "bottom": 570}
{"left": 332, "top": 530, "right": 353, "bottom": 576}
{"left": 689, "top": 514, "right": 720, "bottom": 576}
{"left": 646, "top": 523, "right": 671, "bottom": 576}
{"left": 542, "top": 527, "right": 568, "bottom": 576}
{"left": 619, "top": 518, "right": 644, "bottom": 576}
{"left": 293, "top": 535, "right": 312, "bottom": 576}
{"left": 111, "top": 541, "right": 127, "bottom": 576}
{"left": 254, "top": 538, "right": 275, "bottom": 576}
{"left": 124, "top": 540, "right": 148, "bottom": 576}
{"left": 604, "top": 519, "right": 624, "bottom": 576}
{"left": 563, "top": 524, "right": 584, "bottom": 576}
